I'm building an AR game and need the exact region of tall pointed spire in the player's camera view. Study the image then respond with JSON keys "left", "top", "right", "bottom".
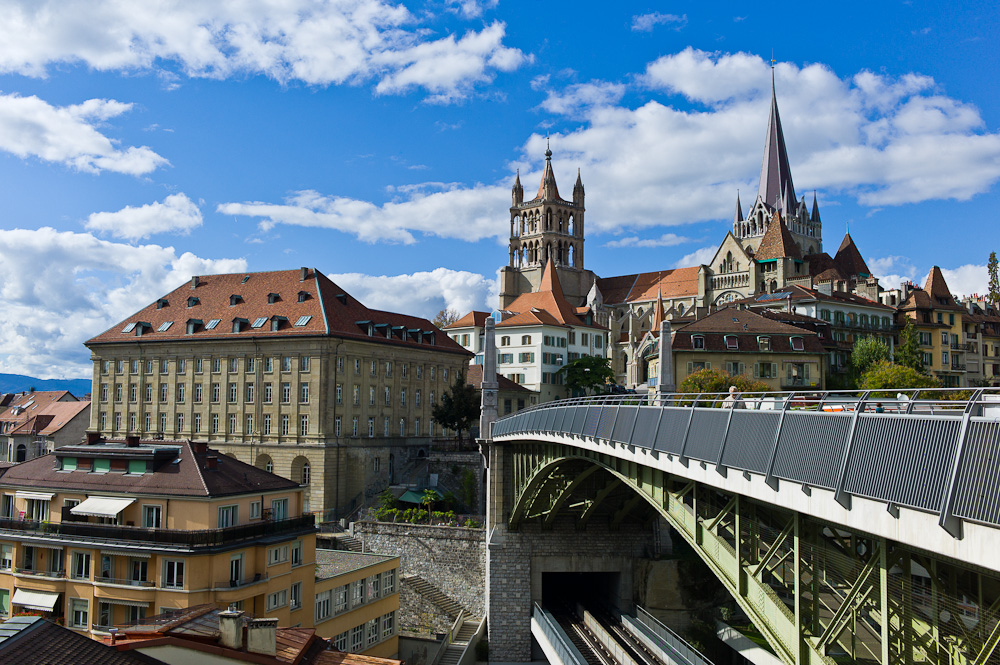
{"left": 757, "top": 70, "right": 796, "bottom": 211}
{"left": 512, "top": 168, "right": 523, "bottom": 206}
{"left": 733, "top": 191, "right": 744, "bottom": 223}
{"left": 811, "top": 191, "right": 821, "bottom": 224}
{"left": 536, "top": 140, "right": 561, "bottom": 200}
{"left": 573, "top": 167, "right": 584, "bottom": 205}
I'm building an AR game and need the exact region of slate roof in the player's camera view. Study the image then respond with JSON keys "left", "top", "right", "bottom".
{"left": 757, "top": 77, "right": 797, "bottom": 209}
{"left": 755, "top": 211, "right": 801, "bottom": 260}
{"left": 833, "top": 233, "right": 871, "bottom": 277}
{"left": 0, "top": 439, "right": 300, "bottom": 497}
{"left": 0, "top": 616, "right": 163, "bottom": 665}
{"left": 315, "top": 549, "right": 397, "bottom": 580}
{"left": 87, "top": 268, "right": 469, "bottom": 357}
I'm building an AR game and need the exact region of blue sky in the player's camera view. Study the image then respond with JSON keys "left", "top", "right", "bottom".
{"left": 0, "top": 0, "right": 998, "bottom": 379}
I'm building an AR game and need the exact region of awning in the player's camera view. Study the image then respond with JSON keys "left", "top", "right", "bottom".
{"left": 71, "top": 496, "right": 135, "bottom": 518}
{"left": 98, "top": 598, "right": 149, "bottom": 608}
{"left": 12, "top": 588, "right": 59, "bottom": 612}
{"left": 14, "top": 491, "right": 54, "bottom": 501}
{"left": 398, "top": 489, "right": 442, "bottom": 505}
{"left": 101, "top": 550, "right": 151, "bottom": 559}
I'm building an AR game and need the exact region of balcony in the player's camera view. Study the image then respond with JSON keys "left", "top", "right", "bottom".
{"left": 0, "top": 515, "right": 316, "bottom": 550}
{"left": 14, "top": 566, "right": 65, "bottom": 580}
{"left": 94, "top": 576, "right": 156, "bottom": 587}
{"left": 213, "top": 572, "right": 267, "bottom": 590}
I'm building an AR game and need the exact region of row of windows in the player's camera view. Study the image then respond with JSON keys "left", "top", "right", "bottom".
{"left": 498, "top": 333, "right": 604, "bottom": 347}
{"left": 685, "top": 360, "right": 814, "bottom": 381}
{"left": 335, "top": 385, "right": 432, "bottom": 408}
{"left": 337, "top": 357, "right": 447, "bottom": 382}
{"left": 331, "top": 612, "right": 396, "bottom": 652}
{"left": 100, "top": 381, "right": 311, "bottom": 405}
{"left": 99, "top": 411, "right": 311, "bottom": 437}
{"left": 315, "top": 569, "right": 396, "bottom": 623}
{"left": 333, "top": 416, "right": 429, "bottom": 438}
{"left": 818, "top": 310, "right": 893, "bottom": 330}
{"left": 102, "top": 356, "right": 309, "bottom": 376}
{"left": 691, "top": 335, "right": 805, "bottom": 352}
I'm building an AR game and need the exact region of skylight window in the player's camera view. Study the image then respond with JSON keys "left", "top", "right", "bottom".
{"left": 294, "top": 316, "right": 312, "bottom": 327}
{"left": 157, "top": 321, "right": 173, "bottom": 332}
{"left": 252, "top": 317, "right": 269, "bottom": 329}
{"left": 122, "top": 323, "right": 137, "bottom": 333}
{"left": 241, "top": 275, "right": 251, "bottom": 284}
{"left": 205, "top": 319, "right": 222, "bottom": 330}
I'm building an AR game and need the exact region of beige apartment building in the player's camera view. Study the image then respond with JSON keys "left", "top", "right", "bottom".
{"left": 85, "top": 268, "right": 471, "bottom": 518}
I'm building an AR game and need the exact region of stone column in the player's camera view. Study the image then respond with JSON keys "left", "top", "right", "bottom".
{"left": 480, "top": 316, "right": 499, "bottom": 439}
{"left": 658, "top": 320, "right": 675, "bottom": 395}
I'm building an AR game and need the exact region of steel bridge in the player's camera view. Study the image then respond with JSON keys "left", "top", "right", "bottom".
{"left": 486, "top": 389, "right": 1000, "bottom": 665}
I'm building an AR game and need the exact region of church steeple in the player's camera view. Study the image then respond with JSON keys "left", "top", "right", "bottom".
{"left": 734, "top": 191, "right": 744, "bottom": 223}
{"left": 811, "top": 191, "right": 821, "bottom": 225}
{"left": 757, "top": 72, "right": 796, "bottom": 211}
{"left": 573, "top": 168, "right": 584, "bottom": 206}
{"left": 512, "top": 169, "right": 523, "bottom": 206}
{"left": 536, "top": 140, "right": 561, "bottom": 200}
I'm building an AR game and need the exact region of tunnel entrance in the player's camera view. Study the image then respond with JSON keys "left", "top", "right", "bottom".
{"left": 541, "top": 571, "right": 622, "bottom": 613}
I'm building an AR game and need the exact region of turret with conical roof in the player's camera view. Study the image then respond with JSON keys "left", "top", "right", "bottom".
{"left": 573, "top": 168, "right": 584, "bottom": 206}
{"left": 512, "top": 169, "right": 523, "bottom": 206}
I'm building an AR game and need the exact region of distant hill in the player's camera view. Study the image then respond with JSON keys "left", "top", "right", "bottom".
{"left": 0, "top": 373, "right": 91, "bottom": 398}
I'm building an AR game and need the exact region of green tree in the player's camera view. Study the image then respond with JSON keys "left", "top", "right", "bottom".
{"left": 558, "top": 355, "right": 615, "bottom": 395}
{"left": 431, "top": 371, "right": 480, "bottom": 443}
{"left": 420, "top": 489, "right": 439, "bottom": 524}
{"left": 677, "top": 368, "right": 771, "bottom": 405}
{"left": 894, "top": 318, "right": 924, "bottom": 373}
{"left": 988, "top": 251, "right": 1000, "bottom": 306}
{"left": 859, "top": 361, "right": 941, "bottom": 394}
{"left": 851, "top": 337, "right": 891, "bottom": 377}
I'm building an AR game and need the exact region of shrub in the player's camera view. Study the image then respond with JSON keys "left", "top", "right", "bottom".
{"left": 859, "top": 361, "right": 941, "bottom": 396}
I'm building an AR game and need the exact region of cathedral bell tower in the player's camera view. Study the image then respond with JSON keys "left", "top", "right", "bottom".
{"left": 499, "top": 145, "right": 594, "bottom": 308}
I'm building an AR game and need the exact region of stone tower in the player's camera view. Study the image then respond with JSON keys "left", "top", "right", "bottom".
{"left": 499, "top": 145, "right": 595, "bottom": 308}
{"left": 732, "top": 72, "right": 823, "bottom": 258}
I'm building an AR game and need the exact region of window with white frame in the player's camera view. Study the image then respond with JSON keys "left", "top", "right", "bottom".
{"left": 71, "top": 551, "right": 90, "bottom": 580}
{"left": 366, "top": 617, "right": 379, "bottom": 645}
{"left": 334, "top": 585, "right": 348, "bottom": 613}
{"left": 351, "top": 578, "right": 366, "bottom": 607}
{"left": 0, "top": 545, "right": 12, "bottom": 571}
{"left": 271, "top": 498, "right": 288, "bottom": 521}
{"left": 218, "top": 505, "right": 238, "bottom": 528}
{"left": 290, "top": 581, "right": 302, "bottom": 610}
{"left": 382, "top": 611, "right": 395, "bottom": 639}
{"left": 70, "top": 598, "right": 89, "bottom": 629}
{"left": 268, "top": 545, "right": 289, "bottom": 565}
{"left": 334, "top": 631, "right": 348, "bottom": 651}
{"left": 162, "top": 559, "right": 184, "bottom": 588}
{"left": 351, "top": 625, "right": 364, "bottom": 651}
{"left": 291, "top": 540, "right": 303, "bottom": 566}
{"left": 315, "top": 590, "right": 331, "bottom": 621}
{"left": 267, "top": 589, "right": 288, "bottom": 611}
{"left": 250, "top": 501, "right": 261, "bottom": 519}
{"left": 382, "top": 569, "right": 395, "bottom": 594}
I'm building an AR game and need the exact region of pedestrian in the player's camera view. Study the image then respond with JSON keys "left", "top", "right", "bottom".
{"left": 874, "top": 402, "right": 884, "bottom": 413}
{"left": 722, "top": 385, "right": 744, "bottom": 409}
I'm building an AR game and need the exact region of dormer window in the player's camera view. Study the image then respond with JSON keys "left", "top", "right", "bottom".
{"left": 156, "top": 298, "right": 169, "bottom": 309}
{"left": 230, "top": 294, "right": 243, "bottom": 306}
{"left": 270, "top": 316, "right": 288, "bottom": 331}
{"left": 267, "top": 293, "right": 280, "bottom": 304}
{"left": 758, "top": 336, "right": 771, "bottom": 351}
{"left": 134, "top": 322, "right": 151, "bottom": 337}
{"left": 187, "top": 297, "right": 200, "bottom": 307}
{"left": 791, "top": 336, "right": 805, "bottom": 351}
{"left": 297, "top": 291, "right": 310, "bottom": 303}
{"left": 232, "top": 318, "right": 249, "bottom": 333}
{"left": 725, "top": 335, "right": 738, "bottom": 350}
{"left": 692, "top": 335, "right": 705, "bottom": 349}
{"left": 186, "top": 319, "right": 203, "bottom": 335}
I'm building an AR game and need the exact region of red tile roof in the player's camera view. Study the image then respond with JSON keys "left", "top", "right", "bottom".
{"left": 596, "top": 267, "right": 700, "bottom": 305}
{"left": 0, "top": 439, "right": 300, "bottom": 497}
{"left": 924, "top": 266, "right": 963, "bottom": 310}
{"left": 87, "top": 268, "right": 469, "bottom": 357}
{"left": 754, "top": 211, "right": 802, "bottom": 260}
{"left": 833, "top": 232, "right": 871, "bottom": 276}
{"left": 673, "top": 307, "right": 823, "bottom": 354}
{"left": 497, "top": 259, "right": 604, "bottom": 330}
{"left": 465, "top": 364, "right": 533, "bottom": 392}
{"left": 445, "top": 311, "right": 489, "bottom": 329}
{"left": 0, "top": 390, "right": 80, "bottom": 433}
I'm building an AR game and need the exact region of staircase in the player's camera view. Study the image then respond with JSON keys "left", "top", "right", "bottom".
{"left": 437, "top": 618, "right": 480, "bottom": 665}
{"left": 401, "top": 574, "right": 466, "bottom": 618}
{"left": 337, "top": 534, "right": 364, "bottom": 552}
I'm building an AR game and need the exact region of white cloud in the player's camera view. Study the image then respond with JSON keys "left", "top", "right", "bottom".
{"left": 220, "top": 185, "right": 510, "bottom": 244}
{"left": 0, "top": 227, "right": 246, "bottom": 378}
{"left": 330, "top": 268, "right": 494, "bottom": 319}
{"left": 674, "top": 246, "right": 717, "bottom": 267}
{"left": 444, "top": 0, "right": 498, "bottom": 19}
{"left": 869, "top": 255, "right": 919, "bottom": 290}
{"left": 605, "top": 233, "right": 689, "bottom": 249}
{"left": 86, "top": 193, "right": 203, "bottom": 240}
{"left": 942, "top": 264, "right": 987, "bottom": 298}
{"left": 540, "top": 81, "right": 626, "bottom": 118}
{"left": 0, "top": 93, "right": 167, "bottom": 175}
{"left": 630, "top": 13, "right": 687, "bottom": 32}
{"left": 0, "top": 1, "right": 527, "bottom": 102}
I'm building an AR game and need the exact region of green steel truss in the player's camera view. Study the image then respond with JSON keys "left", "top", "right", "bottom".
{"left": 504, "top": 442, "right": 1000, "bottom": 665}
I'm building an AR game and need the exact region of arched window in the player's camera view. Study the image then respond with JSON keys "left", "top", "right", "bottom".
{"left": 266, "top": 460, "right": 273, "bottom": 474}
{"left": 302, "top": 461, "right": 310, "bottom": 485}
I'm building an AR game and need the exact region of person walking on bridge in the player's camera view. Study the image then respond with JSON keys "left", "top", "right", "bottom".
{"left": 722, "top": 386, "right": 744, "bottom": 409}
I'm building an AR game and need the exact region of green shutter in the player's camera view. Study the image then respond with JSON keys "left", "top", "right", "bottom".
{"left": 94, "top": 458, "right": 111, "bottom": 473}
{"left": 62, "top": 457, "right": 77, "bottom": 471}
{"left": 128, "top": 460, "right": 146, "bottom": 475}
{"left": 771, "top": 363, "right": 778, "bottom": 378}
{"left": 0, "top": 589, "right": 7, "bottom": 614}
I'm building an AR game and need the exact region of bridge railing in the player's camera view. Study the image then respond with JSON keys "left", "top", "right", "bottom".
{"left": 492, "top": 388, "right": 1000, "bottom": 537}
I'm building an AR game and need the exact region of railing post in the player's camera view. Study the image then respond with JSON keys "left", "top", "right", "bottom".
{"left": 937, "top": 389, "right": 984, "bottom": 538}
{"left": 763, "top": 394, "right": 795, "bottom": 491}
{"left": 832, "top": 390, "right": 871, "bottom": 509}
{"left": 714, "top": 397, "right": 738, "bottom": 478}
{"left": 677, "top": 394, "right": 702, "bottom": 466}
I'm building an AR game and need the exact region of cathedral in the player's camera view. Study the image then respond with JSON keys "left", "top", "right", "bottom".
{"left": 495, "top": 76, "right": 881, "bottom": 388}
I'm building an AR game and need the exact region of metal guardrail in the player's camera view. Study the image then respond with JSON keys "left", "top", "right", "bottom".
{"left": 492, "top": 388, "right": 1000, "bottom": 537}
{"left": 633, "top": 607, "right": 714, "bottom": 665}
{"left": 531, "top": 603, "right": 589, "bottom": 665}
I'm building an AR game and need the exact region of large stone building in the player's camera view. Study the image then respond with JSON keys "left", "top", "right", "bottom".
{"left": 494, "top": 77, "right": 890, "bottom": 391}
{"left": 84, "top": 267, "right": 471, "bottom": 518}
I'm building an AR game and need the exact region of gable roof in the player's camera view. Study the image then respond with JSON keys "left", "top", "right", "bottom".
{"left": 679, "top": 306, "right": 818, "bottom": 336}
{"left": 465, "top": 364, "right": 533, "bottom": 393}
{"left": 595, "top": 267, "right": 700, "bottom": 305}
{"left": 0, "top": 616, "right": 163, "bottom": 665}
{"left": 445, "top": 311, "right": 489, "bottom": 329}
{"left": 833, "top": 232, "right": 871, "bottom": 277}
{"left": 0, "top": 439, "right": 301, "bottom": 498}
{"left": 87, "top": 268, "right": 469, "bottom": 357}
{"left": 924, "top": 266, "right": 963, "bottom": 310}
{"left": 755, "top": 211, "right": 801, "bottom": 260}
{"left": 498, "top": 259, "right": 603, "bottom": 329}
{"left": 803, "top": 252, "right": 845, "bottom": 281}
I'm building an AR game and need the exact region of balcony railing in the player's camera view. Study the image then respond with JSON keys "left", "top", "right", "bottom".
{"left": 94, "top": 575, "right": 156, "bottom": 587}
{"left": 14, "top": 566, "right": 65, "bottom": 579}
{"left": 0, "top": 514, "right": 315, "bottom": 549}
{"left": 213, "top": 572, "right": 267, "bottom": 590}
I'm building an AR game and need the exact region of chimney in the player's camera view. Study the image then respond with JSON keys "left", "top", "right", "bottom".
{"left": 206, "top": 455, "right": 218, "bottom": 470}
{"left": 86, "top": 431, "right": 101, "bottom": 445}
{"left": 300, "top": 267, "right": 309, "bottom": 282}
{"left": 125, "top": 434, "right": 140, "bottom": 448}
{"left": 191, "top": 440, "right": 208, "bottom": 454}
{"left": 190, "top": 276, "right": 199, "bottom": 289}
{"left": 108, "top": 627, "right": 118, "bottom": 645}
{"left": 246, "top": 617, "right": 278, "bottom": 656}
{"left": 218, "top": 610, "right": 244, "bottom": 650}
